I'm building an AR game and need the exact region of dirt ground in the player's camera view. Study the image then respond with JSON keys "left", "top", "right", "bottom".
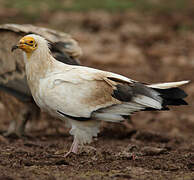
{"left": 0, "top": 11, "right": 194, "bottom": 179}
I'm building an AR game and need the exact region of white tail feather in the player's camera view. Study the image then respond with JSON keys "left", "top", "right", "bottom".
{"left": 148, "top": 80, "right": 189, "bottom": 89}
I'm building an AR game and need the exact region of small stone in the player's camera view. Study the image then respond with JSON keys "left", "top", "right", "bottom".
{"left": 55, "top": 159, "right": 69, "bottom": 166}
{"left": 142, "top": 146, "right": 167, "bottom": 156}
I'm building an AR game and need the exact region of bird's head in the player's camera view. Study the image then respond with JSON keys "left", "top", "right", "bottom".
{"left": 11, "top": 34, "right": 49, "bottom": 59}
{"left": 12, "top": 35, "right": 38, "bottom": 54}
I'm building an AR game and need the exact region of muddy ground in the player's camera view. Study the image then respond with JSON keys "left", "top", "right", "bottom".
{"left": 0, "top": 11, "right": 194, "bottom": 179}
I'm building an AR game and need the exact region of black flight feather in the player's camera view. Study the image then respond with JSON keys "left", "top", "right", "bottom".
{"left": 57, "top": 110, "right": 91, "bottom": 121}
{"left": 111, "top": 82, "right": 188, "bottom": 111}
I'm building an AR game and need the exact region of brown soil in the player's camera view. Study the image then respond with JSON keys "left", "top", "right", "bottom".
{"left": 0, "top": 11, "right": 194, "bottom": 179}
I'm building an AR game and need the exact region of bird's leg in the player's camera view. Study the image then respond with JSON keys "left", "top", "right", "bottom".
{"left": 17, "top": 111, "right": 31, "bottom": 136}
{"left": 3, "top": 120, "right": 16, "bottom": 136}
{"left": 72, "top": 139, "right": 79, "bottom": 153}
{"left": 64, "top": 138, "right": 79, "bottom": 157}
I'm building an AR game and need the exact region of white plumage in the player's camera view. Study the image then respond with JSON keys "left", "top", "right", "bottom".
{"left": 12, "top": 34, "right": 189, "bottom": 156}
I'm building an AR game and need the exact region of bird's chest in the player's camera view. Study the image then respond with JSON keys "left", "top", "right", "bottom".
{"left": 25, "top": 63, "right": 51, "bottom": 110}
{"left": 31, "top": 78, "right": 53, "bottom": 112}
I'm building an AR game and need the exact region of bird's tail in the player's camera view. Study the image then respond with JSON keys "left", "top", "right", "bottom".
{"left": 92, "top": 80, "right": 189, "bottom": 123}
{"left": 147, "top": 80, "right": 189, "bottom": 89}
{"left": 147, "top": 80, "right": 189, "bottom": 107}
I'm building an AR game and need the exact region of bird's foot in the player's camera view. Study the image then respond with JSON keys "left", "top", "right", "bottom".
{"left": 3, "top": 131, "right": 21, "bottom": 139}
{"left": 3, "top": 130, "right": 32, "bottom": 140}
{"left": 132, "top": 153, "right": 138, "bottom": 161}
{"left": 3, "top": 121, "right": 26, "bottom": 138}
{"left": 53, "top": 149, "right": 77, "bottom": 158}
{"left": 64, "top": 151, "right": 77, "bottom": 158}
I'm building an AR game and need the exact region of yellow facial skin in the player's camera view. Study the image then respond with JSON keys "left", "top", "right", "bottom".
{"left": 12, "top": 36, "right": 37, "bottom": 58}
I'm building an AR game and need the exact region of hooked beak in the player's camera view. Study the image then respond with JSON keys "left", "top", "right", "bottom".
{"left": 11, "top": 45, "right": 19, "bottom": 52}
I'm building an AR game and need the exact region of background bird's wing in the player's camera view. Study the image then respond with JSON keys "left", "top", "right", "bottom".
{"left": 0, "top": 24, "right": 82, "bottom": 59}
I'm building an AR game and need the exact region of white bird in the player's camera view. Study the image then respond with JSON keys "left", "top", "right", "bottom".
{"left": 12, "top": 34, "right": 189, "bottom": 156}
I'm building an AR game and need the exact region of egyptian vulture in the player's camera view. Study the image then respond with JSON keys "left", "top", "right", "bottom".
{"left": 12, "top": 34, "right": 189, "bottom": 156}
{"left": 0, "top": 24, "right": 82, "bottom": 136}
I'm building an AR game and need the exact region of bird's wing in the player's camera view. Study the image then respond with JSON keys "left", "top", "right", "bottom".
{"left": 0, "top": 24, "right": 81, "bottom": 102}
{"left": 0, "top": 26, "right": 30, "bottom": 101}
{"left": 42, "top": 66, "right": 164, "bottom": 122}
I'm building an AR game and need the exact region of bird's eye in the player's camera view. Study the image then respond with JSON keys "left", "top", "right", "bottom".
{"left": 29, "top": 41, "right": 33, "bottom": 44}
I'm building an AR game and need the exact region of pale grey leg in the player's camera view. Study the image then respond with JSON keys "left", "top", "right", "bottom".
{"left": 64, "top": 138, "right": 79, "bottom": 157}
{"left": 4, "top": 120, "right": 16, "bottom": 136}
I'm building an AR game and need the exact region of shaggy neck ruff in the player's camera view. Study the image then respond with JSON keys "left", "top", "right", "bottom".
{"left": 23, "top": 35, "right": 54, "bottom": 94}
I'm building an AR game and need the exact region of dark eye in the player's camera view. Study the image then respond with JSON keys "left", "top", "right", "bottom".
{"left": 29, "top": 41, "right": 33, "bottom": 43}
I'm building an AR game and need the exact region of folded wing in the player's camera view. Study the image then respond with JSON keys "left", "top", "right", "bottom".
{"left": 47, "top": 66, "right": 188, "bottom": 123}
